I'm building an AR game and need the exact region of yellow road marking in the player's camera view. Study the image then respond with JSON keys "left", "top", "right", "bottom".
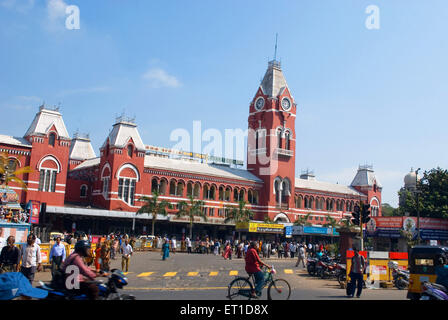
{"left": 284, "top": 269, "right": 293, "bottom": 274}
{"left": 126, "top": 287, "right": 228, "bottom": 291}
{"left": 137, "top": 272, "right": 154, "bottom": 277}
{"left": 209, "top": 272, "right": 218, "bottom": 276}
{"left": 229, "top": 270, "right": 238, "bottom": 276}
{"left": 187, "top": 272, "right": 199, "bottom": 276}
{"left": 163, "top": 272, "right": 177, "bottom": 277}
{"left": 123, "top": 272, "right": 133, "bottom": 275}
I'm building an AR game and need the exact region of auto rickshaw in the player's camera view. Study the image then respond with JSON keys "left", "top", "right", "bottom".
{"left": 407, "top": 245, "right": 448, "bottom": 300}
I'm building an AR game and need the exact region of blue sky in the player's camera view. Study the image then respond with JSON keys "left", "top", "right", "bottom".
{"left": 1, "top": 0, "right": 448, "bottom": 207}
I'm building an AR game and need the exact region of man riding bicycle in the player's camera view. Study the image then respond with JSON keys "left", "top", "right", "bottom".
{"left": 245, "top": 241, "right": 271, "bottom": 298}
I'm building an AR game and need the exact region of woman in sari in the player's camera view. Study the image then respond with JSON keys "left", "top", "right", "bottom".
{"left": 162, "top": 239, "right": 170, "bottom": 260}
{"left": 223, "top": 242, "right": 232, "bottom": 260}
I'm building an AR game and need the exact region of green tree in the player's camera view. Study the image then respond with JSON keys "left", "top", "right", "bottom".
{"left": 399, "top": 167, "right": 448, "bottom": 219}
{"left": 293, "top": 213, "right": 312, "bottom": 226}
{"left": 382, "top": 203, "right": 400, "bottom": 217}
{"left": 224, "top": 200, "right": 254, "bottom": 240}
{"left": 177, "top": 195, "right": 207, "bottom": 239}
{"left": 137, "top": 191, "right": 172, "bottom": 236}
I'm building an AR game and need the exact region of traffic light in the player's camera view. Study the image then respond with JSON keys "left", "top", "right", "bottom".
{"left": 351, "top": 204, "right": 360, "bottom": 226}
{"left": 361, "top": 203, "right": 371, "bottom": 224}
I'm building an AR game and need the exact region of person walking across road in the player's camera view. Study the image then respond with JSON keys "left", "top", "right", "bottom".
{"left": 121, "top": 239, "right": 133, "bottom": 272}
{"left": 290, "top": 242, "right": 297, "bottom": 259}
{"left": 20, "top": 234, "right": 42, "bottom": 284}
{"left": 0, "top": 236, "right": 20, "bottom": 273}
{"left": 186, "top": 237, "right": 192, "bottom": 254}
{"left": 347, "top": 248, "right": 366, "bottom": 298}
{"left": 162, "top": 239, "right": 170, "bottom": 260}
{"left": 49, "top": 237, "right": 66, "bottom": 279}
{"left": 295, "top": 244, "right": 306, "bottom": 268}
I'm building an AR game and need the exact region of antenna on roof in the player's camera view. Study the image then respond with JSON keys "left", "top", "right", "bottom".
{"left": 274, "top": 33, "right": 278, "bottom": 61}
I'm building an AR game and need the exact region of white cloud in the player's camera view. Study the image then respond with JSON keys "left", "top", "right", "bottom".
{"left": 1, "top": 0, "right": 34, "bottom": 12}
{"left": 142, "top": 68, "right": 182, "bottom": 88}
{"left": 58, "top": 86, "right": 111, "bottom": 97}
{"left": 1, "top": 96, "right": 42, "bottom": 111}
{"left": 47, "top": 0, "right": 68, "bottom": 20}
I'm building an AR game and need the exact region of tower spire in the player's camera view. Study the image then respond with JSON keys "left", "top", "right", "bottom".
{"left": 274, "top": 33, "right": 278, "bottom": 61}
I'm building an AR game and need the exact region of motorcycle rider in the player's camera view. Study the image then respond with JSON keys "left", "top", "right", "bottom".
{"left": 61, "top": 240, "right": 107, "bottom": 300}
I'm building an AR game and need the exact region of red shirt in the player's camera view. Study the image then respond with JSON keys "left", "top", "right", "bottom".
{"left": 245, "top": 248, "right": 262, "bottom": 274}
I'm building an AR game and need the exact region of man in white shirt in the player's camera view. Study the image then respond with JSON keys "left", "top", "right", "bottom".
{"left": 186, "top": 237, "right": 192, "bottom": 254}
{"left": 171, "top": 237, "right": 177, "bottom": 254}
{"left": 20, "top": 234, "right": 42, "bottom": 284}
{"left": 121, "top": 239, "right": 133, "bottom": 272}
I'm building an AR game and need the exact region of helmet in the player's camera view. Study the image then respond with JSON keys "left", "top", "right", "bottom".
{"left": 388, "top": 261, "right": 398, "bottom": 269}
{"left": 74, "top": 240, "right": 91, "bottom": 256}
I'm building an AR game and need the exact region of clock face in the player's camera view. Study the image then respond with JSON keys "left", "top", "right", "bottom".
{"left": 255, "top": 97, "right": 265, "bottom": 110}
{"left": 281, "top": 97, "right": 291, "bottom": 111}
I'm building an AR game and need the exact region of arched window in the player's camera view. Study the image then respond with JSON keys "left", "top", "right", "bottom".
{"left": 80, "top": 185, "right": 87, "bottom": 198}
{"left": 48, "top": 133, "right": 56, "bottom": 147}
{"left": 233, "top": 188, "right": 239, "bottom": 202}
{"left": 285, "top": 131, "right": 290, "bottom": 150}
{"left": 127, "top": 145, "right": 133, "bottom": 157}
{"left": 194, "top": 182, "right": 200, "bottom": 198}
{"left": 159, "top": 179, "right": 168, "bottom": 195}
{"left": 187, "top": 182, "right": 193, "bottom": 197}
{"left": 169, "top": 180, "right": 177, "bottom": 196}
{"left": 219, "top": 186, "right": 224, "bottom": 201}
{"left": 176, "top": 181, "right": 184, "bottom": 196}
{"left": 274, "top": 180, "right": 281, "bottom": 204}
{"left": 203, "top": 184, "right": 210, "bottom": 200}
{"left": 151, "top": 178, "right": 159, "bottom": 194}
{"left": 239, "top": 189, "right": 245, "bottom": 202}
{"left": 277, "top": 128, "right": 282, "bottom": 148}
{"left": 6, "top": 159, "right": 18, "bottom": 174}
{"left": 209, "top": 185, "right": 216, "bottom": 200}
{"left": 225, "top": 187, "right": 231, "bottom": 201}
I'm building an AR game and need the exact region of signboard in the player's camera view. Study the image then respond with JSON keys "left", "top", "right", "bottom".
{"left": 367, "top": 217, "right": 448, "bottom": 240}
{"left": 292, "top": 226, "right": 303, "bottom": 235}
{"left": 235, "top": 222, "right": 284, "bottom": 234}
{"left": 29, "top": 201, "right": 40, "bottom": 225}
{"left": 0, "top": 222, "right": 31, "bottom": 249}
{"left": 285, "top": 226, "right": 292, "bottom": 238}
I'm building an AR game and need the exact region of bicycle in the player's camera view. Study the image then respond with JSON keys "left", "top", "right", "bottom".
{"left": 227, "top": 266, "right": 291, "bottom": 300}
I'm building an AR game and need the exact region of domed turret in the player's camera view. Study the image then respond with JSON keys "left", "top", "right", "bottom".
{"left": 404, "top": 168, "right": 417, "bottom": 189}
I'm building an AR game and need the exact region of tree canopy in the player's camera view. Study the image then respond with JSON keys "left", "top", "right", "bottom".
{"left": 398, "top": 167, "right": 448, "bottom": 219}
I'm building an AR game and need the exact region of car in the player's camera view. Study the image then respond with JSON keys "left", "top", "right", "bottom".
{"left": 138, "top": 235, "right": 156, "bottom": 241}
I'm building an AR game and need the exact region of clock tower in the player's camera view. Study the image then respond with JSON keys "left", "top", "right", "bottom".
{"left": 247, "top": 60, "right": 297, "bottom": 222}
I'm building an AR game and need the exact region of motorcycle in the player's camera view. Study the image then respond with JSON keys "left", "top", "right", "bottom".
{"left": 306, "top": 257, "right": 317, "bottom": 276}
{"left": 420, "top": 281, "right": 448, "bottom": 300}
{"left": 315, "top": 255, "right": 333, "bottom": 278}
{"left": 37, "top": 269, "right": 135, "bottom": 300}
{"left": 388, "top": 261, "right": 409, "bottom": 290}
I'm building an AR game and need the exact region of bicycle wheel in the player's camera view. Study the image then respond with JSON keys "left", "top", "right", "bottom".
{"left": 267, "top": 279, "right": 291, "bottom": 300}
{"left": 227, "top": 277, "right": 254, "bottom": 300}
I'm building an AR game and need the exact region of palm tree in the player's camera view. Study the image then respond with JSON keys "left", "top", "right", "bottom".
{"left": 263, "top": 215, "right": 275, "bottom": 224}
{"left": 0, "top": 152, "right": 32, "bottom": 190}
{"left": 323, "top": 215, "right": 339, "bottom": 243}
{"left": 224, "top": 200, "right": 254, "bottom": 240}
{"left": 176, "top": 195, "right": 206, "bottom": 239}
{"left": 293, "top": 213, "right": 312, "bottom": 226}
{"left": 137, "top": 191, "right": 172, "bottom": 236}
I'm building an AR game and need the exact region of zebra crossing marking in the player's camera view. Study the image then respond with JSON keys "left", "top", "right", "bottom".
{"left": 209, "top": 272, "right": 218, "bottom": 276}
{"left": 163, "top": 272, "right": 178, "bottom": 277}
{"left": 137, "top": 272, "right": 154, "bottom": 277}
{"left": 229, "top": 270, "right": 238, "bottom": 276}
{"left": 187, "top": 272, "right": 199, "bottom": 276}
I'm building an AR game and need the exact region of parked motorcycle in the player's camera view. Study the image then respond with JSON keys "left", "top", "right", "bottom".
{"left": 388, "top": 261, "right": 409, "bottom": 290}
{"left": 307, "top": 257, "right": 318, "bottom": 276}
{"left": 420, "top": 281, "right": 448, "bottom": 300}
{"left": 37, "top": 269, "right": 135, "bottom": 300}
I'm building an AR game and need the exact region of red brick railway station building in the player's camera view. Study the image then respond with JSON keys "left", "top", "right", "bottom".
{"left": 0, "top": 60, "right": 382, "bottom": 239}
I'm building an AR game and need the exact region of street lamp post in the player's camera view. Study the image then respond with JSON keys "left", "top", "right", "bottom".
{"left": 415, "top": 168, "right": 421, "bottom": 245}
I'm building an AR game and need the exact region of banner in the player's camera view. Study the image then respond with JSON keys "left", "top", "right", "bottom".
{"left": 29, "top": 201, "right": 40, "bottom": 225}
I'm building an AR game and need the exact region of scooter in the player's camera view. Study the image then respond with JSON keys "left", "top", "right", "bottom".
{"left": 388, "top": 261, "right": 409, "bottom": 290}
{"left": 420, "top": 281, "right": 448, "bottom": 300}
{"left": 37, "top": 269, "right": 135, "bottom": 300}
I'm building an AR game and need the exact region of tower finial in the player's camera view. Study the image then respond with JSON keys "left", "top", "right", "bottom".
{"left": 274, "top": 33, "right": 278, "bottom": 61}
